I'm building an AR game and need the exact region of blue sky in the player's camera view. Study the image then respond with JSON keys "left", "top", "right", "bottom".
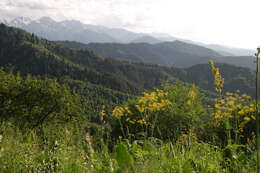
{"left": 1, "top": 0, "right": 260, "bottom": 49}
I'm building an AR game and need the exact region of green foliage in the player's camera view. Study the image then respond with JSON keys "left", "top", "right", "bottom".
{"left": 1, "top": 123, "right": 256, "bottom": 173}
{"left": 62, "top": 78, "right": 132, "bottom": 122}
{"left": 0, "top": 121, "right": 90, "bottom": 172}
{"left": 110, "top": 83, "right": 206, "bottom": 142}
{"left": 183, "top": 159, "right": 196, "bottom": 173}
{"left": 113, "top": 143, "right": 133, "bottom": 170}
{"left": 160, "top": 83, "right": 206, "bottom": 140}
{"left": 0, "top": 69, "right": 84, "bottom": 130}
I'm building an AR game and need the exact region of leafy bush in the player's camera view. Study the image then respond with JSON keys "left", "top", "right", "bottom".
{"left": 0, "top": 69, "right": 84, "bottom": 130}
{"left": 111, "top": 82, "right": 206, "bottom": 141}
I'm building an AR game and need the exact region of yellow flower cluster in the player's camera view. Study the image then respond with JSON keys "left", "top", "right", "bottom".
{"left": 187, "top": 84, "right": 197, "bottom": 105}
{"left": 136, "top": 89, "right": 171, "bottom": 113}
{"left": 111, "top": 88, "right": 171, "bottom": 125}
{"left": 112, "top": 105, "right": 146, "bottom": 125}
{"left": 125, "top": 118, "right": 147, "bottom": 125}
{"left": 209, "top": 60, "right": 224, "bottom": 93}
{"left": 112, "top": 106, "right": 126, "bottom": 118}
{"left": 214, "top": 90, "right": 255, "bottom": 132}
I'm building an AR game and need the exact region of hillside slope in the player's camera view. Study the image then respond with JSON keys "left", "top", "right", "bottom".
{"left": 85, "top": 41, "right": 221, "bottom": 67}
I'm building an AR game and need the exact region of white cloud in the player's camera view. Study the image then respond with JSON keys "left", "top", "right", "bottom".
{"left": 7, "top": 0, "right": 51, "bottom": 9}
{"left": 0, "top": 0, "right": 259, "bottom": 49}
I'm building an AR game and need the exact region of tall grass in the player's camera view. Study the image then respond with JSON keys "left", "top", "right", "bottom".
{"left": 0, "top": 121, "right": 257, "bottom": 172}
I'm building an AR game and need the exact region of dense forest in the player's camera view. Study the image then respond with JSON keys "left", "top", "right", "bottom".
{"left": 0, "top": 24, "right": 259, "bottom": 172}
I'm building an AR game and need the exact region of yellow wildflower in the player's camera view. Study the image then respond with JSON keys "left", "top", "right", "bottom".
{"left": 99, "top": 105, "right": 105, "bottom": 121}
{"left": 112, "top": 106, "right": 124, "bottom": 118}
{"left": 137, "top": 119, "right": 146, "bottom": 125}
{"left": 236, "top": 104, "right": 242, "bottom": 109}
{"left": 227, "top": 100, "right": 235, "bottom": 106}
{"left": 227, "top": 107, "right": 234, "bottom": 112}
{"left": 215, "top": 103, "right": 221, "bottom": 109}
{"left": 238, "top": 110, "right": 245, "bottom": 115}
{"left": 136, "top": 104, "right": 145, "bottom": 113}
{"left": 129, "top": 120, "right": 136, "bottom": 124}
{"left": 124, "top": 106, "right": 132, "bottom": 115}
{"left": 188, "top": 84, "right": 197, "bottom": 100}
{"left": 242, "top": 94, "right": 247, "bottom": 98}
{"left": 243, "top": 117, "right": 251, "bottom": 121}
{"left": 226, "top": 92, "right": 232, "bottom": 96}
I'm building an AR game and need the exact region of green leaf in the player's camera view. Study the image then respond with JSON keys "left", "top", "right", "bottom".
{"left": 36, "top": 153, "right": 49, "bottom": 164}
{"left": 223, "top": 119, "right": 231, "bottom": 130}
{"left": 26, "top": 133, "right": 33, "bottom": 144}
{"left": 183, "top": 159, "right": 196, "bottom": 173}
{"left": 253, "top": 137, "right": 260, "bottom": 149}
{"left": 113, "top": 143, "right": 133, "bottom": 169}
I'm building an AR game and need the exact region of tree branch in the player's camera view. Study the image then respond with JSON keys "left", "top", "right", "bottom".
{"left": 31, "top": 102, "right": 59, "bottom": 130}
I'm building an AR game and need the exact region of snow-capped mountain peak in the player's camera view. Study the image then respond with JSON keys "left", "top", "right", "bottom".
{"left": 36, "top": 16, "right": 56, "bottom": 25}
{"left": 59, "top": 19, "right": 86, "bottom": 30}
{"left": 0, "top": 18, "right": 8, "bottom": 25}
{"left": 9, "top": 17, "right": 32, "bottom": 27}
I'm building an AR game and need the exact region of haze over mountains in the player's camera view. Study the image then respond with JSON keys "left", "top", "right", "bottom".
{"left": 0, "top": 16, "right": 254, "bottom": 57}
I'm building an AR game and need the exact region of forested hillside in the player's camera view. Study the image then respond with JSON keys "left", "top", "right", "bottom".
{"left": 82, "top": 41, "right": 221, "bottom": 67}
{"left": 59, "top": 40, "right": 254, "bottom": 69}
{"left": 0, "top": 24, "right": 257, "bottom": 97}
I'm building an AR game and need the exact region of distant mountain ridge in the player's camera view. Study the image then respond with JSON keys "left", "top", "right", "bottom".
{"left": 59, "top": 40, "right": 254, "bottom": 69}
{"left": 84, "top": 41, "right": 221, "bottom": 67}
{"left": 0, "top": 16, "right": 254, "bottom": 56}
{"left": 205, "top": 44, "right": 255, "bottom": 56}
{"left": 131, "top": 36, "right": 161, "bottom": 44}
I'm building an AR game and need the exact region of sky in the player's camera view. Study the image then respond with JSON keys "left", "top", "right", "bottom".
{"left": 0, "top": 0, "right": 260, "bottom": 49}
